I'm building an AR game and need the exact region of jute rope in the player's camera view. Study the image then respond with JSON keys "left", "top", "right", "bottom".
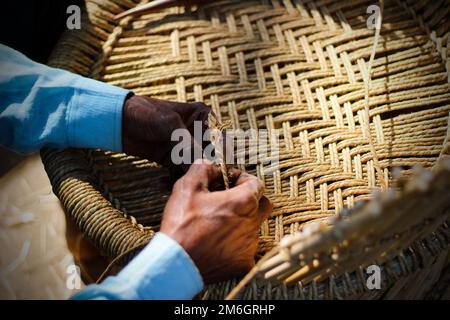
{"left": 362, "top": 0, "right": 388, "bottom": 191}
{"left": 208, "top": 113, "right": 232, "bottom": 188}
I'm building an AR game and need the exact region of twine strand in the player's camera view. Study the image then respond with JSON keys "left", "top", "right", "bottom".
{"left": 363, "top": 0, "right": 388, "bottom": 191}
{"left": 208, "top": 113, "right": 232, "bottom": 189}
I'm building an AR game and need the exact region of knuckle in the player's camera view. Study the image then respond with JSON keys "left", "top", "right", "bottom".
{"left": 197, "top": 160, "right": 214, "bottom": 173}
{"left": 193, "top": 102, "right": 209, "bottom": 111}
{"left": 185, "top": 161, "right": 214, "bottom": 189}
{"left": 233, "top": 193, "right": 250, "bottom": 206}
{"left": 173, "top": 176, "right": 194, "bottom": 193}
{"left": 233, "top": 192, "right": 258, "bottom": 212}
{"left": 166, "top": 112, "right": 183, "bottom": 127}
{"left": 173, "top": 177, "right": 186, "bottom": 192}
{"left": 251, "top": 175, "right": 265, "bottom": 191}
{"left": 183, "top": 174, "right": 198, "bottom": 188}
{"left": 199, "top": 161, "right": 212, "bottom": 170}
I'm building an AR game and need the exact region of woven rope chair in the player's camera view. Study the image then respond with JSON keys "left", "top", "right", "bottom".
{"left": 42, "top": 0, "right": 450, "bottom": 299}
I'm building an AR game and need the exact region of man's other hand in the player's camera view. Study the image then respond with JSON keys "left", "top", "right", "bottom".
{"left": 160, "top": 159, "right": 272, "bottom": 284}
{"left": 122, "top": 95, "right": 210, "bottom": 176}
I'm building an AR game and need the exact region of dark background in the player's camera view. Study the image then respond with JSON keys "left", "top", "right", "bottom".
{"left": 0, "top": 0, "right": 83, "bottom": 63}
{"left": 0, "top": 0, "right": 83, "bottom": 175}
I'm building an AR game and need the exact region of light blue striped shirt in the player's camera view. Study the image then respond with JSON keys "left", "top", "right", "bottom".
{"left": 0, "top": 44, "right": 203, "bottom": 300}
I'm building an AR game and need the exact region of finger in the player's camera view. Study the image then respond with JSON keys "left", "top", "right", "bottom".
{"left": 234, "top": 174, "right": 265, "bottom": 203}
{"left": 141, "top": 98, "right": 210, "bottom": 137}
{"left": 148, "top": 99, "right": 210, "bottom": 137}
{"left": 218, "top": 173, "right": 265, "bottom": 212}
{"left": 183, "top": 159, "right": 222, "bottom": 191}
{"left": 234, "top": 172, "right": 264, "bottom": 192}
{"left": 257, "top": 196, "right": 273, "bottom": 223}
{"left": 167, "top": 101, "right": 210, "bottom": 133}
{"left": 161, "top": 109, "right": 204, "bottom": 174}
{"left": 192, "top": 135, "right": 204, "bottom": 163}
{"left": 228, "top": 168, "right": 241, "bottom": 185}
{"left": 184, "top": 104, "right": 210, "bottom": 134}
{"left": 181, "top": 106, "right": 210, "bottom": 143}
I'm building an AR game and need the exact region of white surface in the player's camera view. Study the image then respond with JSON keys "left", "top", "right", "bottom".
{"left": 0, "top": 154, "right": 84, "bottom": 299}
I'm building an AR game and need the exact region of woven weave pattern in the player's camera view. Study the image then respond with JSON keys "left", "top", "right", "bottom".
{"left": 43, "top": 0, "right": 450, "bottom": 299}
{"left": 93, "top": 0, "right": 449, "bottom": 248}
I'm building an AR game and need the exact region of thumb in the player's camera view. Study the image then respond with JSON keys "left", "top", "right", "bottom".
{"left": 257, "top": 196, "right": 272, "bottom": 223}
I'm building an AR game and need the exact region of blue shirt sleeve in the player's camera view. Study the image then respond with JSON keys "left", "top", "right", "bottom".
{"left": 0, "top": 44, "right": 204, "bottom": 300}
{"left": 0, "top": 43, "right": 129, "bottom": 154}
{"left": 72, "top": 233, "right": 204, "bottom": 300}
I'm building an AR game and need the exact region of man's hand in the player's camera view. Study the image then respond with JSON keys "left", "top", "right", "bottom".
{"left": 161, "top": 160, "right": 272, "bottom": 284}
{"left": 122, "top": 95, "right": 210, "bottom": 177}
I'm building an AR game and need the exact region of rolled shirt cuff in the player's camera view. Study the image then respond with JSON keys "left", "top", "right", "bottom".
{"left": 67, "top": 77, "right": 130, "bottom": 152}
{"left": 115, "top": 232, "right": 204, "bottom": 300}
{"left": 73, "top": 232, "right": 204, "bottom": 300}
